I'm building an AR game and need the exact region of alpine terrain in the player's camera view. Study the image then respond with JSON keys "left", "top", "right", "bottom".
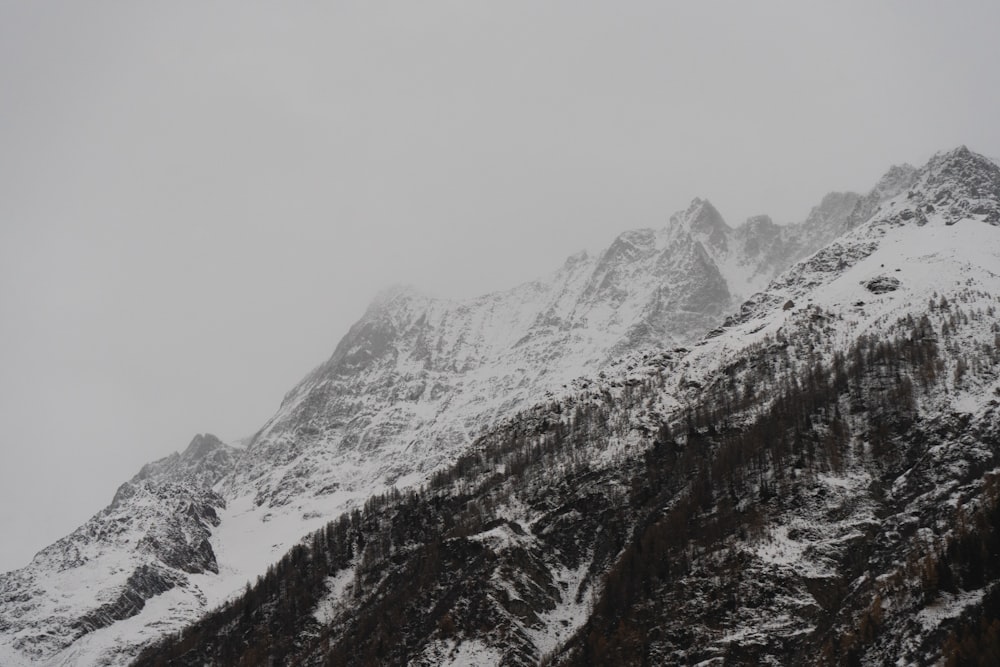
{"left": 3, "top": 146, "right": 1000, "bottom": 666}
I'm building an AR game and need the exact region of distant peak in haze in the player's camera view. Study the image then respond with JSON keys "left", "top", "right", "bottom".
{"left": 669, "top": 198, "right": 730, "bottom": 251}
{"left": 368, "top": 283, "right": 423, "bottom": 310}
{"left": 925, "top": 144, "right": 1000, "bottom": 182}
{"left": 562, "top": 249, "right": 590, "bottom": 269}
{"left": 181, "top": 434, "right": 226, "bottom": 461}
{"left": 675, "top": 197, "right": 728, "bottom": 230}
{"left": 873, "top": 162, "right": 919, "bottom": 197}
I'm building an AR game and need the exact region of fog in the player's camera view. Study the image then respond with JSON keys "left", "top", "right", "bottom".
{"left": 2, "top": 1, "right": 999, "bottom": 572}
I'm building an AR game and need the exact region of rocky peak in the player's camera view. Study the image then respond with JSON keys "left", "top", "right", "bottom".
{"left": 585, "top": 228, "right": 660, "bottom": 302}
{"left": 131, "top": 433, "right": 235, "bottom": 489}
{"left": 916, "top": 145, "right": 1000, "bottom": 223}
{"left": 181, "top": 433, "right": 226, "bottom": 461}
{"left": 862, "top": 146, "right": 1000, "bottom": 228}
{"left": 594, "top": 228, "right": 657, "bottom": 268}
{"left": 668, "top": 198, "right": 730, "bottom": 253}
{"left": 305, "top": 286, "right": 434, "bottom": 386}
{"left": 367, "top": 283, "right": 421, "bottom": 311}
{"left": 921, "top": 145, "right": 999, "bottom": 185}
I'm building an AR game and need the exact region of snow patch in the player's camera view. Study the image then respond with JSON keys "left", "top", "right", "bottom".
{"left": 526, "top": 557, "right": 593, "bottom": 659}
{"left": 917, "top": 590, "right": 986, "bottom": 631}
{"left": 313, "top": 566, "right": 356, "bottom": 625}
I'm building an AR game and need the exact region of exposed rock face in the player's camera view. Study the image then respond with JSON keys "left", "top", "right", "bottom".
{"left": 864, "top": 275, "right": 901, "bottom": 293}
{"left": 132, "top": 434, "right": 235, "bottom": 489}
{"left": 846, "top": 162, "right": 920, "bottom": 229}
{"left": 0, "top": 478, "right": 225, "bottom": 663}
{"left": 903, "top": 146, "right": 1000, "bottom": 225}
{"left": 670, "top": 190, "right": 872, "bottom": 304}
{"left": 73, "top": 565, "right": 186, "bottom": 636}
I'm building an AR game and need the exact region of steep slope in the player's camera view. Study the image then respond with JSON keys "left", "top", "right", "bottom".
{"left": 227, "top": 174, "right": 899, "bottom": 527}
{"left": 226, "top": 223, "right": 731, "bottom": 512}
{"left": 128, "top": 146, "right": 1000, "bottom": 666}
{"left": 562, "top": 146, "right": 1000, "bottom": 665}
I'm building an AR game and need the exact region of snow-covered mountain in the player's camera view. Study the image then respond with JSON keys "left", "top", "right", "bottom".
{"left": 3, "top": 146, "right": 994, "bottom": 666}
{"left": 129, "top": 145, "right": 1000, "bottom": 666}
{"left": 227, "top": 189, "right": 866, "bottom": 515}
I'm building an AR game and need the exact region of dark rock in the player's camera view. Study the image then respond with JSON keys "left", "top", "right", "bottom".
{"left": 863, "top": 275, "right": 901, "bottom": 294}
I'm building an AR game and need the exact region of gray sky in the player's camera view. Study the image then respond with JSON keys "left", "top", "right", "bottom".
{"left": 2, "top": 1, "right": 999, "bottom": 572}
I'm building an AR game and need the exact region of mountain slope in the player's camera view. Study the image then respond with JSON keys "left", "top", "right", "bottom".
{"left": 3, "top": 148, "right": 988, "bottom": 666}
{"left": 0, "top": 193, "right": 794, "bottom": 666}
{"left": 127, "top": 146, "right": 1000, "bottom": 666}
{"left": 0, "top": 435, "right": 235, "bottom": 667}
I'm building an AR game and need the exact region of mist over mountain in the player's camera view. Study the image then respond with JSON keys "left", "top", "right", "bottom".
{"left": 3, "top": 147, "right": 1000, "bottom": 666}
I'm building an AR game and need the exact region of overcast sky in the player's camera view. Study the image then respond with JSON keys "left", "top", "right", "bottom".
{"left": 1, "top": 1, "right": 999, "bottom": 572}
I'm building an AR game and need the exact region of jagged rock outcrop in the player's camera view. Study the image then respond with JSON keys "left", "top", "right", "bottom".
{"left": 132, "top": 434, "right": 235, "bottom": 489}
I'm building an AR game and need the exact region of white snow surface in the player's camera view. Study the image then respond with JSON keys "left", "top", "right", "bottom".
{"left": 417, "top": 638, "right": 504, "bottom": 667}
{"left": 917, "top": 590, "right": 987, "bottom": 632}
{"left": 312, "top": 566, "right": 356, "bottom": 626}
{"left": 524, "top": 557, "right": 593, "bottom": 659}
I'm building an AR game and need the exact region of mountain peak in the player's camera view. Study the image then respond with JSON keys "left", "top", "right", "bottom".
{"left": 938, "top": 144, "right": 974, "bottom": 161}
{"left": 681, "top": 197, "right": 727, "bottom": 227}
{"left": 130, "top": 433, "right": 235, "bottom": 488}
{"left": 368, "top": 283, "right": 423, "bottom": 311}
{"left": 889, "top": 145, "right": 1000, "bottom": 226}
{"left": 181, "top": 433, "right": 225, "bottom": 461}
{"left": 923, "top": 144, "right": 1000, "bottom": 182}
{"left": 669, "top": 198, "right": 730, "bottom": 252}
